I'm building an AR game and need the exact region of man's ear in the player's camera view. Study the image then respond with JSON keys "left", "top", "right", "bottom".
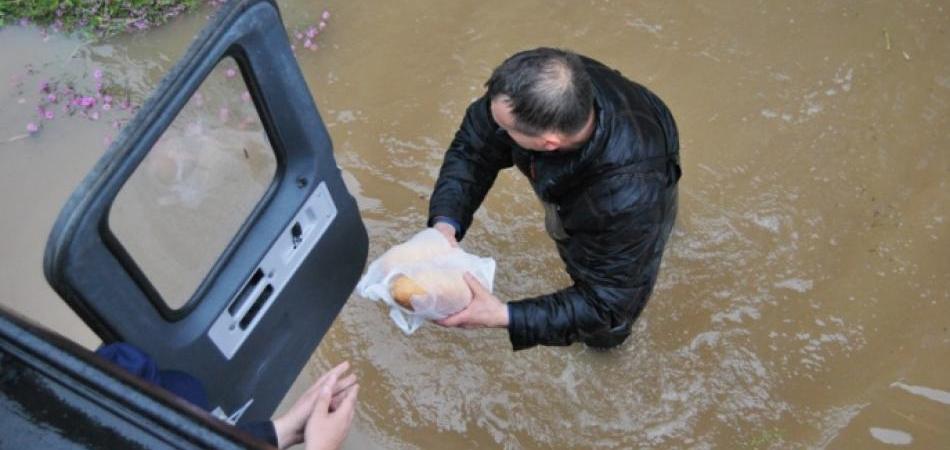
{"left": 541, "top": 134, "right": 563, "bottom": 151}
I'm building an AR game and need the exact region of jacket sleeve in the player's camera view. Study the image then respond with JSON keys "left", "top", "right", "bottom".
{"left": 428, "top": 96, "right": 513, "bottom": 240}
{"left": 506, "top": 173, "right": 673, "bottom": 350}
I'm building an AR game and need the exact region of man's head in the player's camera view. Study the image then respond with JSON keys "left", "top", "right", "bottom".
{"left": 486, "top": 47, "right": 594, "bottom": 152}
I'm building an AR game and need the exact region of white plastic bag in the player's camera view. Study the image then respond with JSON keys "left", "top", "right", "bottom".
{"left": 357, "top": 229, "right": 495, "bottom": 334}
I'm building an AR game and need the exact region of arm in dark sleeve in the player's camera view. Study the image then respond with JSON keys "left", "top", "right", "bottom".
{"left": 507, "top": 175, "right": 673, "bottom": 350}
{"left": 428, "top": 95, "right": 513, "bottom": 241}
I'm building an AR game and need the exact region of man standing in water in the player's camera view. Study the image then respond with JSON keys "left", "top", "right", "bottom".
{"left": 429, "top": 47, "right": 680, "bottom": 350}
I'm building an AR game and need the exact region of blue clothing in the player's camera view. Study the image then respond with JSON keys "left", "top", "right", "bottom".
{"left": 95, "top": 343, "right": 277, "bottom": 446}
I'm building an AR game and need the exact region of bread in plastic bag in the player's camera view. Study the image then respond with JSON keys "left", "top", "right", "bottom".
{"left": 357, "top": 228, "right": 495, "bottom": 334}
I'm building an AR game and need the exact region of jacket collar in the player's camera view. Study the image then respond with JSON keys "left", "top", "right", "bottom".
{"left": 532, "top": 79, "right": 614, "bottom": 201}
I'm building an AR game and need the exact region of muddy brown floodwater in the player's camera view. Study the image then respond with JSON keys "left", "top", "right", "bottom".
{"left": 1, "top": 1, "right": 948, "bottom": 448}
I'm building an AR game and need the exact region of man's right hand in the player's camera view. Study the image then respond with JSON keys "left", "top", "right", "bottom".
{"left": 433, "top": 222, "right": 459, "bottom": 247}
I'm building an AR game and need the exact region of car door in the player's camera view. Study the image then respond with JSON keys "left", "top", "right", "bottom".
{"left": 43, "top": 0, "right": 367, "bottom": 425}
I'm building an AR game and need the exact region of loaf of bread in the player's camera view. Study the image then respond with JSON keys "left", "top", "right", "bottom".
{"left": 390, "top": 275, "right": 427, "bottom": 311}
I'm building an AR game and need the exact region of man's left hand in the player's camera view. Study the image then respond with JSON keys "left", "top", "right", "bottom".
{"left": 436, "top": 272, "right": 509, "bottom": 329}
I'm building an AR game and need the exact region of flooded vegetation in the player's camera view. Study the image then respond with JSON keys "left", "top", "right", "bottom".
{"left": 1, "top": 1, "right": 947, "bottom": 448}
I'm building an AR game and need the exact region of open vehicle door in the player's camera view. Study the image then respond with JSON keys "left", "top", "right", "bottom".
{"left": 40, "top": 0, "right": 366, "bottom": 427}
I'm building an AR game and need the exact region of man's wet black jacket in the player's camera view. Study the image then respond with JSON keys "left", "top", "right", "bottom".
{"left": 428, "top": 57, "right": 680, "bottom": 350}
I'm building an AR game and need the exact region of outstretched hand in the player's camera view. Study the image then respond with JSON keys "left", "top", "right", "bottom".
{"left": 436, "top": 272, "right": 508, "bottom": 329}
{"left": 303, "top": 370, "right": 359, "bottom": 450}
{"left": 272, "top": 361, "right": 358, "bottom": 450}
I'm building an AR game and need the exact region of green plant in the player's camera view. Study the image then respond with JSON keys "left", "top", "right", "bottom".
{"left": 0, "top": 0, "right": 201, "bottom": 38}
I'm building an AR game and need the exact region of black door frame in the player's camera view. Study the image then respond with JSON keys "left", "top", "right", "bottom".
{"left": 42, "top": 0, "right": 367, "bottom": 423}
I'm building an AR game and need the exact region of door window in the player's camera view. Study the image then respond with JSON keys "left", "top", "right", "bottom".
{"left": 109, "top": 57, "right": 276, "bottom": 311}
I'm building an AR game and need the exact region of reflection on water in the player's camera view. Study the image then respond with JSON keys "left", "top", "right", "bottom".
{"left": 890, "top": 382, "right": 950, "bottom": 406}
{"left": 869, "top": 427, "right": 913, "bottom": 446}
{"left": 0, "top": 1, "right": 948, "bottom": 449}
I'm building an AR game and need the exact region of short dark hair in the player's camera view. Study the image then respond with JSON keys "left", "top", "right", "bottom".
{"left": 485, "top": 47, "right": 593, "bottom": 136}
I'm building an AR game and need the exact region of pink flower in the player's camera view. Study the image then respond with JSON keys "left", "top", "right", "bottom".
{"left": 225, "top": 68, "right": 237, "bottom": 78}
{"left": 295, "top": 31, "right": 303, "bottom": 40}
{"left": 319, "top": 21, "right": 326, "bottom": 30}
{"left": 26, "top": 122, "right": 39, "bottom": 133}
{"left": 93, "top": 69, "right": 103, "bottom": 80}
{"left": 304, "top": 38, "right": 313, "bottom": 48}
{"left": 103, "top": 95, "right": 112, "bottom": 104}
{"left": 44, "top": 110, "right": 55, "bottom": 120}
{"left": 102, "top": 103, "right": 111, "bottom": 111}
{"left": 306, "top": 27, "right": 317, "bottom": 38}
{"left": 47, "top": 93, "right": 57, "bottom": 103}
{"left": 79, "top": 96, "right": 96, "bottom": 108}
{"left": 322, "top": 10, "right": 330, "bottom": 20}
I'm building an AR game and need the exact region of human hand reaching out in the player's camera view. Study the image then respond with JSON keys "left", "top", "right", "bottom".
{"left": 436, "top": 272, "right": 509, "bottom": 329}
{"left": 304, "top": 369, "right": 359, "bottom": 450}
{"left": 272, "top": 361, "right": 358, "bottom": 450}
